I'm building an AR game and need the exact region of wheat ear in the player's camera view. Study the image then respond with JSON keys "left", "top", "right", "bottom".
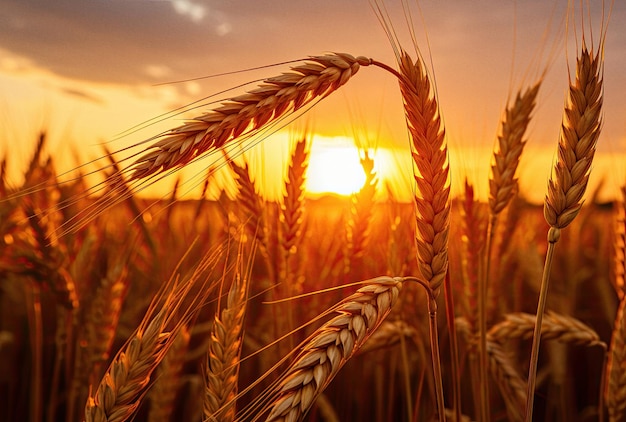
{"left": 148, "top": 325, "right": 191, "bottom": 422}
{"left": 85, "top": 306, "right": 171, "bottom": 422}
{"left": 486, "top": 337, "right": 527, "bottom": 422}
{"left": 456, "top": 318, "right": 527, "bottom": 422}
{"left": 396, "top": 48, "right": 450, "bottom": 421}
{"left": 279, "top": 137, "right": 309, "bottom": 288}
{"left": 397, "top": 51, "right": 449, "bottom": 297}
{"left": 69, "top": 258, "right": 128, "bottom": 422}
{"left": 526, "top": 42, "right": 603, "bottom": 421}
{"left": 459, "top": 180, "right": 487, "bottom": 331}
{"left": 127, "top": 54, "right": 371, "bottom": 181}
{"left": 488, "top": 83, "right": 541, "bottom": 215}
{"left": 263, "top": 276, "right": 402, "bottom": 422}
{"left": 85, "top": 246, "right": 224, "bottom": 422}
{"left": 344, "top": 149, "right": 377, "bottom": 278}
{"left": 490, "top": 312, "right": 605, "bottom": 347}
{"left": 204, "top": 267, "right": 250, "bottom": 421}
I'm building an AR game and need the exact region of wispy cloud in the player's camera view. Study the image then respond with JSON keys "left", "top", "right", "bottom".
{"left": 170, "top": 0, "right": 206, "bottom": 23}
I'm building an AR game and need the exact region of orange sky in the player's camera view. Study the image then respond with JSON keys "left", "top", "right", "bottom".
{"left": 1, "top": 0, "right": 625, "bottom": 203}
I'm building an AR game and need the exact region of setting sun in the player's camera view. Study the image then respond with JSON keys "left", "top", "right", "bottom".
{"left": 305, "top": 139, "right": 367, "bottom": 196}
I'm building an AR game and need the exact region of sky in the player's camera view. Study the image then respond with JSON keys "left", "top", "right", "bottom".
{"left": 1, "top": 0, "right": 625, "bottom": 202}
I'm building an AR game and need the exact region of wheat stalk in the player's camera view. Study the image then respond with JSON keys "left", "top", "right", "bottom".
{"left": 526, "top": 40, "right": 604, "bottom": 421}
{"left": 607, "top": 296, "right": 626, "bottom": 422}
{"left": 396, "top": 48, "right": 450, "bottom": 421}
{"left": 263, "top": 276, "right": 402, "bottom": 422}
{"left": 613, "top": 187, "right": 626, "bottom": 299}
{"left": 607, "top": 186, "right": 626, "bottom": 421}
{"left": 204, "top": 265, "right": 250, "bottom": 421}
{"left": 477, "top": 82, "right": 541, "bottom": 422}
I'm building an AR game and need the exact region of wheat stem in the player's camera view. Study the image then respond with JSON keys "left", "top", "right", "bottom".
{"left": 444, "top": 273, "right": 462, "bottom": 422}
{"left": 526, "top": 228, "right": 559, "bottom": 419}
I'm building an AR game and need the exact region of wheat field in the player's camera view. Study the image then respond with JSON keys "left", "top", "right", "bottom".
{"left": 0, "top": 2, "right": 624, "bottom": 422}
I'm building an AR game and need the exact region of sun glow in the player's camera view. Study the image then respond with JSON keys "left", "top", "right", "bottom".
{"left": 305, "top": 139, "right": 367, "bottom": 196}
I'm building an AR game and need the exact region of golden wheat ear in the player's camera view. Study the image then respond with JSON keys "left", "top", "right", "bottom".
{"left": 236, "top": 276, "right": 402, "bottom": 422}
{"left": 84, "top": 245, "right": 225, "bottom": 422}
{"left": 526, "top": 39, "right": 604, "bottom": 421}
{"left": 204, "top": 264, "right": 250, "bottom": 421}
{"left": 489, "top": 82, "right": 541, "bottom": 216}
{"left": 543, "top": 45, "right": 603, "bottom": 232}
{"left": 123, "top": 54, "right": 372, "bottom": 182}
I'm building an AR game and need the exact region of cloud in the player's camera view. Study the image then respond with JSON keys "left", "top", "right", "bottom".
{"left": 170, "top": 0, "right": 206, "bottom": 23}
{"left": 144, "top": 64, "right": 173, "bottom": 79}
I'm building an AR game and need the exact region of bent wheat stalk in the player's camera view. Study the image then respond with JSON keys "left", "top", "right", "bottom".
{"left": 263, "top": 276, "right": 402, "bottom": 422}
{"left": 526, "top": 41, "right": 603, "bottom": 421}
{"left": 489, "top": 312, "right": 605, "bottom": 348}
